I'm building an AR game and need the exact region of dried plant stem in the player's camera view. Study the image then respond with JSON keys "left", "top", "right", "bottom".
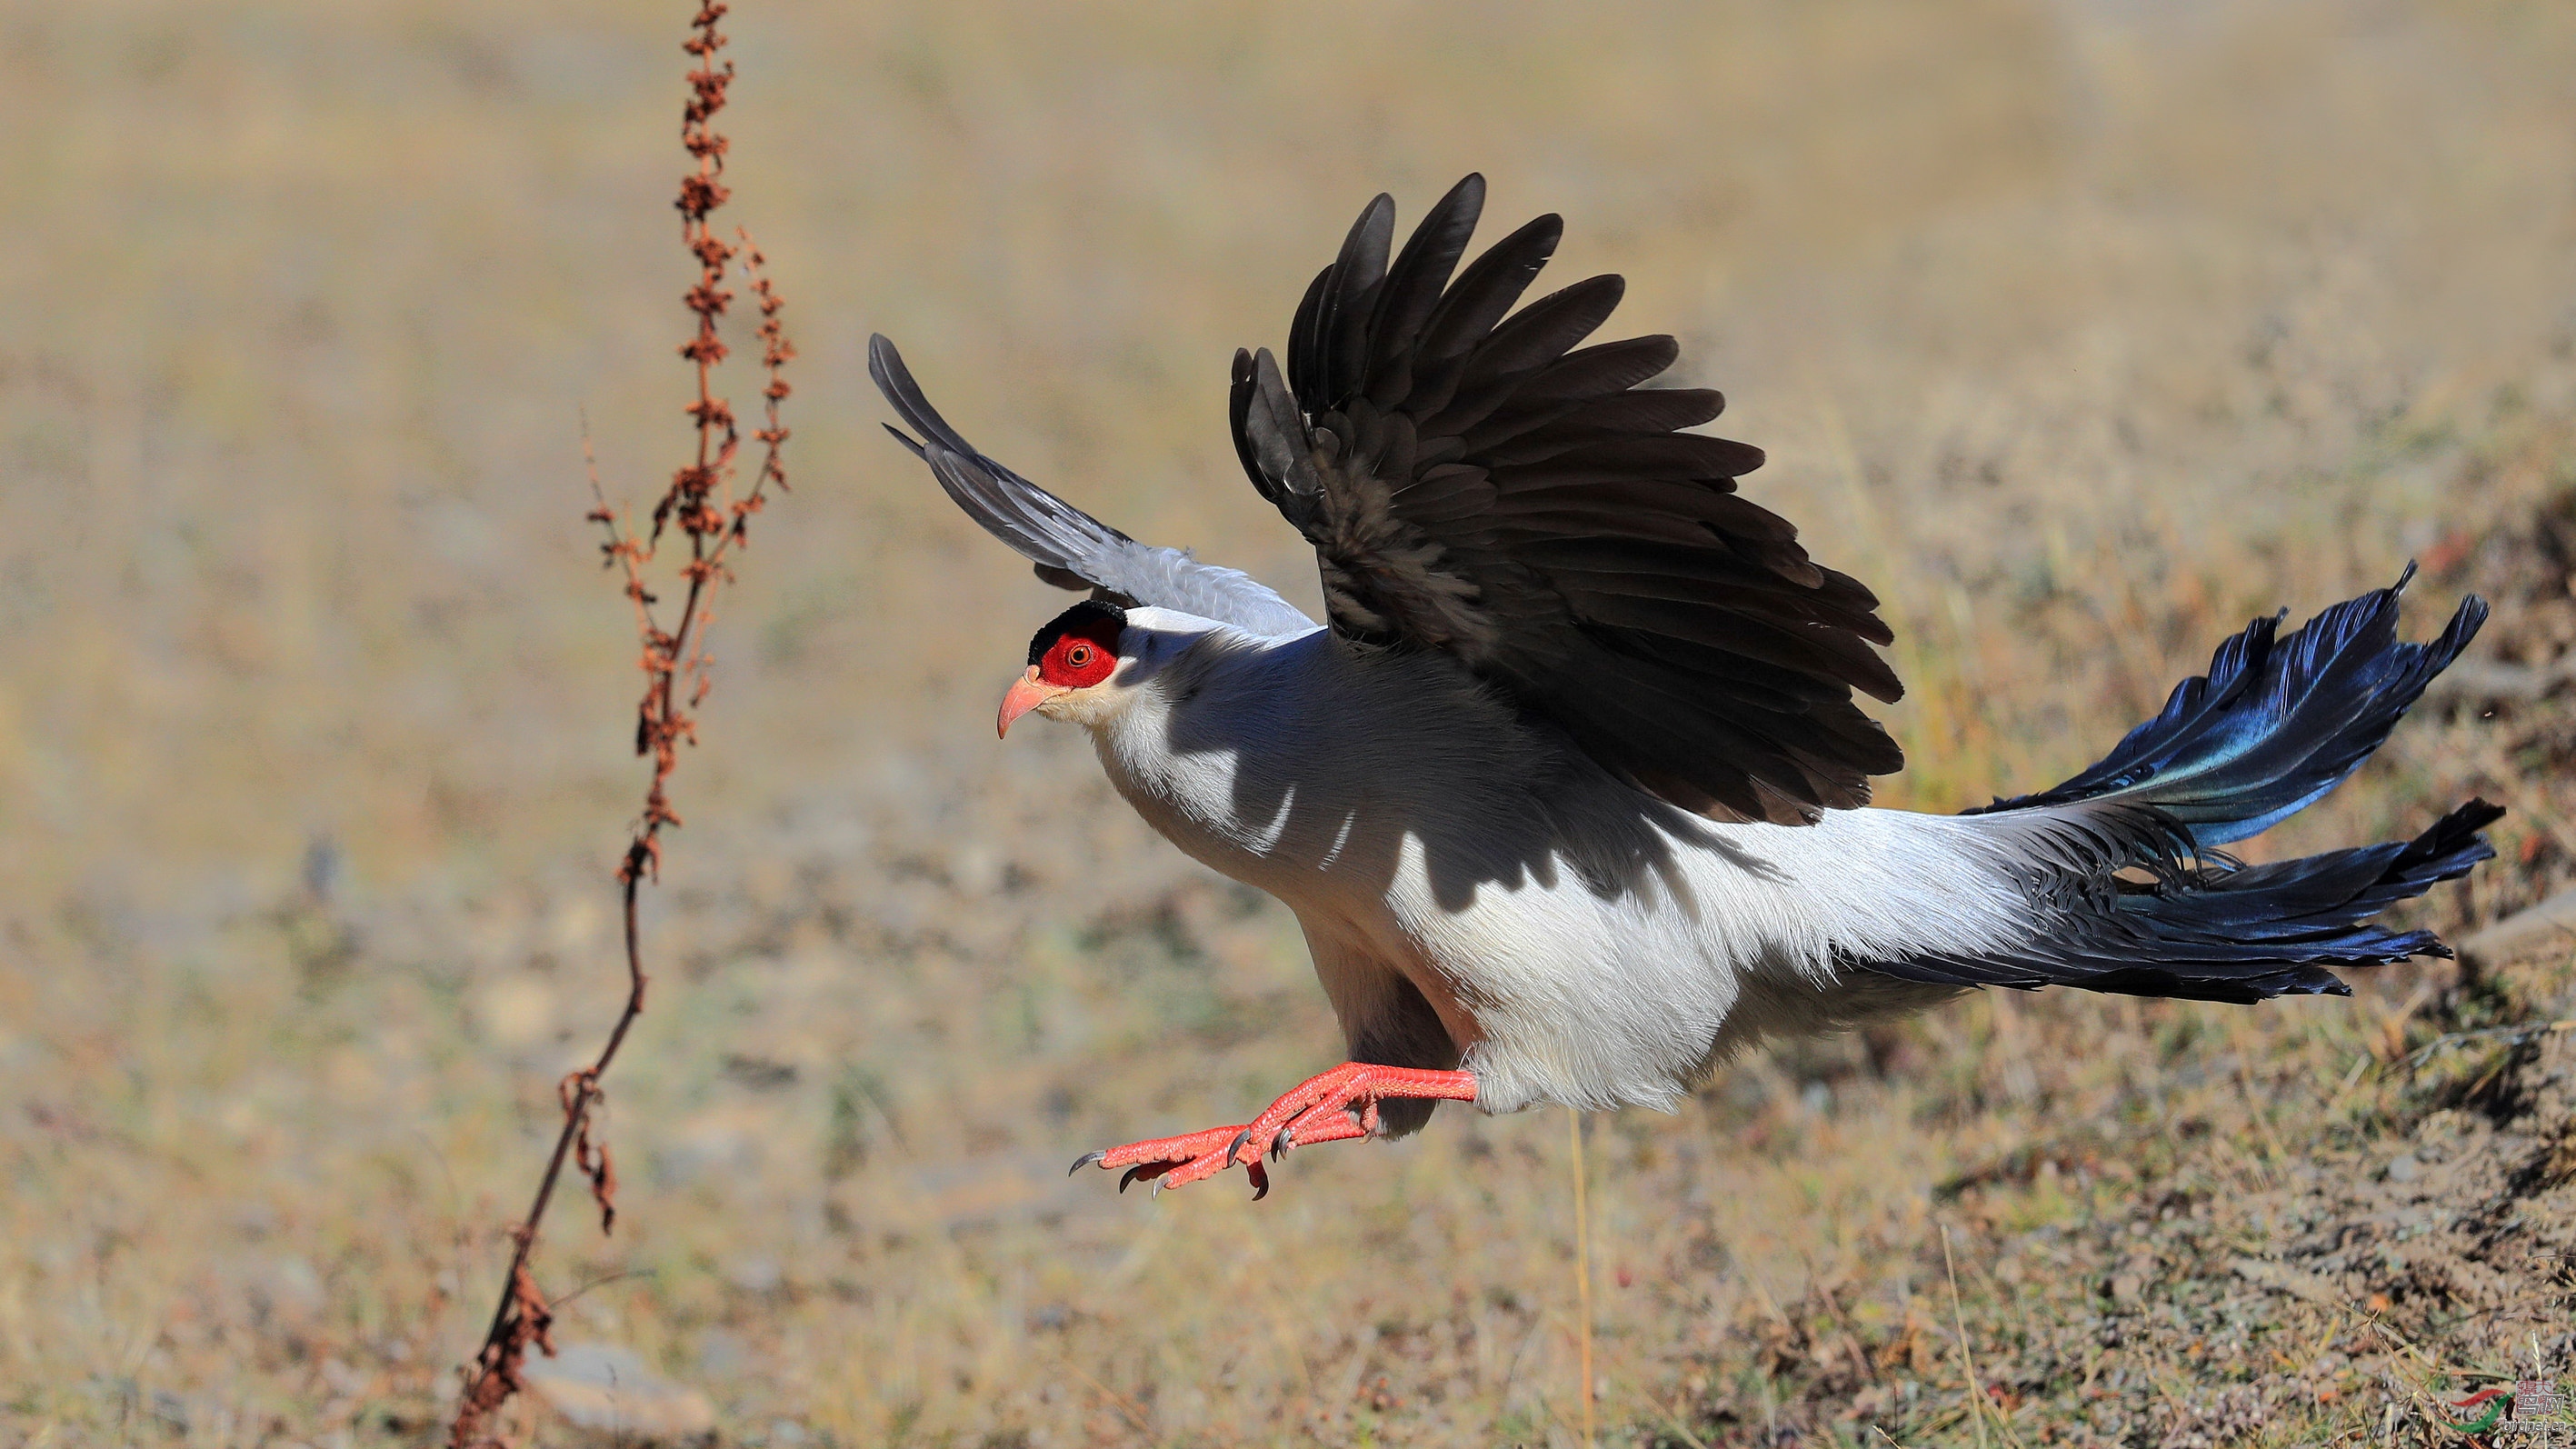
{"left": 447, "top": 5, "right": 792, "bottom": 1444}
{"left": 1570, "top": 1105, "right": 1596, "bottom": 1449}
{"left": 1942, "top": 1221, "right": 1999, "bottom": 1449}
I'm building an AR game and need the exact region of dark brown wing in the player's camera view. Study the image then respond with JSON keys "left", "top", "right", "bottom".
{"left": 1229, "top": 175, "right": 1902, "bottom": 824}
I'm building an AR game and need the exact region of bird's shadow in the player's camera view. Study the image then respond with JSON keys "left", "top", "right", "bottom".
{"left": 1145, "top": 628, "right": 1787, "bottom": 920}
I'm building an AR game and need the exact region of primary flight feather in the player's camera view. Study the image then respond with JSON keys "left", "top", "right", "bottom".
{"left": 873, "top": 175, "right": 2498, "bottom": 1197}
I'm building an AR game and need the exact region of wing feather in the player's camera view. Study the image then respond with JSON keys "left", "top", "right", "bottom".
{"left": 1417, "top": 215, "right": 1563, "bottom": 365}
{"left": 1228, "top": 177, "right": 1904, "bottom": 820}
{"left": 1513, "top": 336, "right": 1684, "bottom": 405}
{"left": 871, "top": 336, "right": 1316, "bottom": 639}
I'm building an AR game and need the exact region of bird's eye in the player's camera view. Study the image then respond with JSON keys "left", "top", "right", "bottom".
{"left": 1066, "top": 645, "right": 1092, "bottom": 667}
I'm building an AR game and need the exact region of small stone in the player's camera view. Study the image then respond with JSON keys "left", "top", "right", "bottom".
{"left": 249, "top": 1255, "right": 324, "bottom": 1332}
{"left": 695, "top": 1329, "right": 746, "bottom": 1378}
{"left": 950, "top": 842, "right": 1003, "bottom": 896}
{"left": 523, "top": 1343, "right": 715, "bottom": 1444}
{"left": 2386, "top": 1154, "right": 2420, "bottom": 1184}
{"left": 477, "top": 976, "right": 557, "bottom": 1049}
{"left": 722, "top": 1254, "right": 784, "bottom": 1294}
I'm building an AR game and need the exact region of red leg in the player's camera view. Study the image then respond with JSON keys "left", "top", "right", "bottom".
{"left": 1270, "top": 1101, "right": 1371, "bottom": 1154}
{"left": 1071, "top": 1064, "right": 1477, "bottom": 1198}
{"left": 1069, "top": 1124, "right": 1251, "bottom": 1194}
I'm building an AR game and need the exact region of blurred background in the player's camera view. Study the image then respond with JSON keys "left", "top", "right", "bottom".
{"left": 5, "top": 0, "right": 2576, "bottom": 1444}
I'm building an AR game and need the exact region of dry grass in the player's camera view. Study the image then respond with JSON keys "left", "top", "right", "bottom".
{"left": 6, "top": 0, "right": 2576, "bottom": 1444}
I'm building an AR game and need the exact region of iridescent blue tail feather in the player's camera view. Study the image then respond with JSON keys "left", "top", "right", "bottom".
{"left": 1966, "top": 565, "right": 2486, "bottom": 845}
{"left": 1857, "top": 571, "right": 2499, "bottom": 1004}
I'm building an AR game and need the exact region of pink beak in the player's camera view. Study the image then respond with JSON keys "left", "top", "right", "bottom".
{"left": 997, "top": 667, "right": 1064, "bottom": 738}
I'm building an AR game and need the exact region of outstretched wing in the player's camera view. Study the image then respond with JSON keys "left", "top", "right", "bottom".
{"left": 1230, "top": 175, "right": 1902, "bottom": 824}
{"left": 871, "top": 335, "right": 1318, "bottom": 640}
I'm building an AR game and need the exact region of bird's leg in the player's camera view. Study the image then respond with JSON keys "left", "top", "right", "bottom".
{"left": 1238, "top": 1062, "right": 1477, "bottom": 1163}
{"left": 1070, "top": 1063, "right": 1476, "bottom": 1198}
{"left": 1271, "top": 1101, "right": 1373, "bottom": 1154}
{"left": 1070, "top": 1124, "right": 1257, "bottom": 1195}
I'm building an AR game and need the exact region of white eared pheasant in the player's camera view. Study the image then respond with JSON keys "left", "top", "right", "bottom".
{"left": 871, "top": 175, "right": 2499, "bottom": 1197}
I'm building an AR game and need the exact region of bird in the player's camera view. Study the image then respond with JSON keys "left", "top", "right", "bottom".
{"left": 869, "top": 174, "right": 2500, "bottom": 1198}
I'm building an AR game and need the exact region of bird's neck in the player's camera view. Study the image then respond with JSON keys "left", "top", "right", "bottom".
{"left": 1083, "top": 631, "right": 1309, "bottom": 880}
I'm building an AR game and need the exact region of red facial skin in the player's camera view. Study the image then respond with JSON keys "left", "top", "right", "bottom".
{"left": 998, "top": 614, "right": 1123, "bottom": 737}
{"left": 1035, "top": 615, "right": 1122, "bottom": 688}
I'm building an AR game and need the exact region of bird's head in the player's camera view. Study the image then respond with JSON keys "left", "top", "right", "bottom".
{"left": 997, "top": 600, "right": 1133, "bottom": 737}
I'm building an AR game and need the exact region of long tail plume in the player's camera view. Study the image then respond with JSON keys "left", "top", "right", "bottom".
{"left": 1966, "top": 565, "right": 2486, "bottom": 845}
{"left": 1854, "top": 572, "right": 2499, "bottom": 1004}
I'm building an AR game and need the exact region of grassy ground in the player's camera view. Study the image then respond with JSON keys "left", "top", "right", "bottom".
{"left": 6, "top": 0, "right": 2576, "bottom": 1444}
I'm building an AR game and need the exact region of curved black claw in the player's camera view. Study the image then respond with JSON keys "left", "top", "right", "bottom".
{"left": 1247, "top": 1160, "right": 1271, "bottom": 1201}
{"left": 1224, "top": 1127, "right": 1253, "bottom": 1169}
{"left": 1268, "top": 1125, "right": 1295, "bottom": 1162}
{"left": 1068, "top": 1149, "right": 1106, "bottom": 1177}
{"left": 1117, "top": 1164, "right": 1153, "bottom": 1194}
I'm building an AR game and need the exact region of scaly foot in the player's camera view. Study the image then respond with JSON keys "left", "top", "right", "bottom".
{"left": 1071, "top": 1064, "right": 1477, "bottom": 1198}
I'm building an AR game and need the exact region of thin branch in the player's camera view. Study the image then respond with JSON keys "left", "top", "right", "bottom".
{"left": 1569, "top": 1106, "right": 1597, "bottom": 1449}
{"left": 448, "top": 5, "right": 791, "bottom": 1443}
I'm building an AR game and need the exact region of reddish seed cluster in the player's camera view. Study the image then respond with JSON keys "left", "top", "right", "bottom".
{"left": 449, "top": 4, "right": 791, "bottom": 1444}
{"left": 564, "top": 1067, "right": 616, "bottom": 1234}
